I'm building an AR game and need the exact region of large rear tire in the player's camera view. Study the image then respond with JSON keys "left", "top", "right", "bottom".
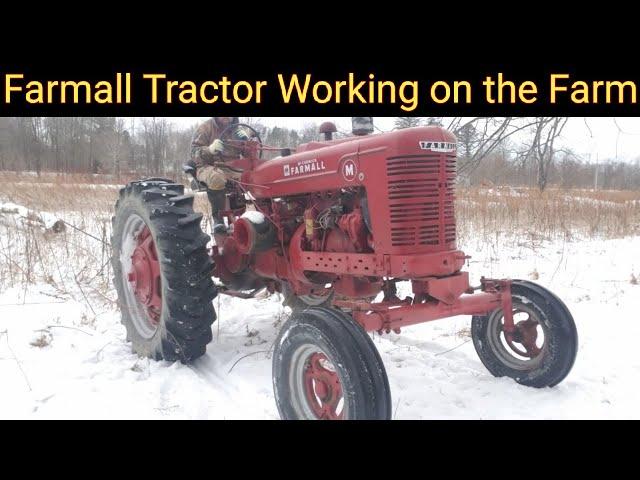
{"left": 273, "top": 307, "right": 391, "bottom": 420}
{"left": 111, "top": 179, "right": 218, "bottom": 363}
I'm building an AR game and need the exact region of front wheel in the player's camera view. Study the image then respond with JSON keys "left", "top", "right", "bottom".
{"left": 471, "top": 280, "right": 578, "bottom": 388}
{"left": 273, "top": 307, "right": 391, "bottom": 420}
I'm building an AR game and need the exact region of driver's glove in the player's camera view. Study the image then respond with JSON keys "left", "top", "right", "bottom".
{"left": 208, "top": 139, "right": 225, "bottom": 156}
{"left": 234, "top": 128, "right": 250, "bottom": 141}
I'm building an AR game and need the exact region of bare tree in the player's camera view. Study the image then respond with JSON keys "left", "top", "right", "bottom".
{"left": 141, "top": 118, "right": 169, "bottom": 174}
{"left": 0, "top": 117, "right": 9, "bottom": 170}
{"left": 299, "top": 123, "right": 319, "bottom": 143}
{"left": 394, "top": 117, "right": 423, "bottom": 129}
{"left": 20, "top": 117, "right": 46, "bottom": 176}
{"left": 2, "top": 116, "right": 640, "bottom": 191}
{"left": 109, "top": 119, "right": 126, "bottom": 177}
{"left": 446, "top": 117, "right": 550, "bottom": 183}
{"left": 517, "top": 117, "right": 569, "bottom": 191}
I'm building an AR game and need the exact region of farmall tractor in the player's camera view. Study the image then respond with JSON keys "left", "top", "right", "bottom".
{"left": 111, "top": 121, "right": 579, "bottom": 420}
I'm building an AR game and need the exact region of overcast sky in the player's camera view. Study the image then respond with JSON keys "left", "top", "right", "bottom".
{"left": 161, "top": 117, "right": 640, "bottom": 163}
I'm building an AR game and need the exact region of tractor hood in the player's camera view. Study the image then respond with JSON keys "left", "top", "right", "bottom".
{"left": 244, "top": 126, "right": 457, "bottom": 199}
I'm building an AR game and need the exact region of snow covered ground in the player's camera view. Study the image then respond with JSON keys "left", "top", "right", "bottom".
{"left": 1, "top": 198, "right": 639, "bottom": 419}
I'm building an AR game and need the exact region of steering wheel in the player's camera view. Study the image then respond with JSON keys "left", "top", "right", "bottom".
{"left": 218, "top": 123, "right": 264, "bottom": 160}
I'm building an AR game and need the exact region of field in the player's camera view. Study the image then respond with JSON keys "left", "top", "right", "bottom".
{"left": 1, "top": 172, "right": 639, "bottom": 419}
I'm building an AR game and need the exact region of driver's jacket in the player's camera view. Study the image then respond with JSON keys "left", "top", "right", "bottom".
{"left": 190, "top": 117, "right": 248, "bottom": 169}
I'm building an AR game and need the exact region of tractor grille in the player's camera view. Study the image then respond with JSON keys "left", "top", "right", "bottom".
{"left": 386, "top": 154, "right": 456, "bottom": 248}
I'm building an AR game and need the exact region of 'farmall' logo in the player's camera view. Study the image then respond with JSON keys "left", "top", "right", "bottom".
{"left": 283, "top": 158, "right": 327, "bottom": 178}
{"left": 419, "top": 141, "right": 457, "bottom": 153}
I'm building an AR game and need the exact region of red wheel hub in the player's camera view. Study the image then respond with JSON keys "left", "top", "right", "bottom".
{"left": 127, "top": 226, "right": 162, "bottom": 326}
{"left": 505, "top": 315, "right": 542, "bottom": 358}
{"left": 304, "top": 353, "right": 344, "bottom": 420}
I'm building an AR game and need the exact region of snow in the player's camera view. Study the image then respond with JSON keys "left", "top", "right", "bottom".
{"left": 241, "top": 211, "right": 267, "bottom": 224}
{"left": 1, "top": 194, "right": 639, "bottom": 419}
{"left": 0, "top": 202, "right": 28, "bottom": 217}
{"left": 0, "top": 202, "right": 60, "bottom": 229}
{"left": 1, "top": 232, "right": 638, "bottom": 419}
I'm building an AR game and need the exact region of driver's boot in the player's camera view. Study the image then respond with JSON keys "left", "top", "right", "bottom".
{"left": 207, "top": 189, "right": 229, "bottom": 235}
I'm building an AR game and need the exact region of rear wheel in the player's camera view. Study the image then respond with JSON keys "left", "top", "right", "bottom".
{"left": 111, "top": 179, "right": 218, "bottom": 363}
{"left": 471, "top": 281, "right": 578, "bottom": 388}
{"left": 273, "top": 307, "right": 391, "bottom": 420}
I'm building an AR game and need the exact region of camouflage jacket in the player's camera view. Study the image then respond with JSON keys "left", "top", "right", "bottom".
{"left": 190, "top": 117, "right": 248, "bottom": 168}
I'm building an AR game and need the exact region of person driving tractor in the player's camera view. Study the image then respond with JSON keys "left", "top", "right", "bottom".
{"left": 190, "top": 117, "right": 250, "bottom": 232}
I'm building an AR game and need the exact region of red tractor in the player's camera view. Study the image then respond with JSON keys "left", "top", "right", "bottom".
{"left": 111, "top": 123, "right": 578, "bottom": 420}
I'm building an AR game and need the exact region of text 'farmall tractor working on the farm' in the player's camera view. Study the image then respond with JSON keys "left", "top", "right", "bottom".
{"left": 111, "top": 118, "right": 579, "bottom": 420}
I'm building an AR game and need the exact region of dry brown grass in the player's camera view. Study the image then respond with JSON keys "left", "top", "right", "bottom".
{"left": 30, "top": 331, "right": 53, "bottom": 348}
{"left": 0, "top": 171, "right": 145, "bottom": 186}
{"left": 0, "top": 174, "right": 638, "bottom": 295}
{"left": 0, "top": 174, "right": 119, "bottom": 304}
{"left": 456, "top": 186, "right": 640, "bottom": 245}
{"left": 0, "top": 173, "right": 120, "bottom": 215}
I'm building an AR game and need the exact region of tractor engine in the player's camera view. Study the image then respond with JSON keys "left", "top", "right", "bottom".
{"left": 213, "top": 125, "right": 466, "bottom": 305}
